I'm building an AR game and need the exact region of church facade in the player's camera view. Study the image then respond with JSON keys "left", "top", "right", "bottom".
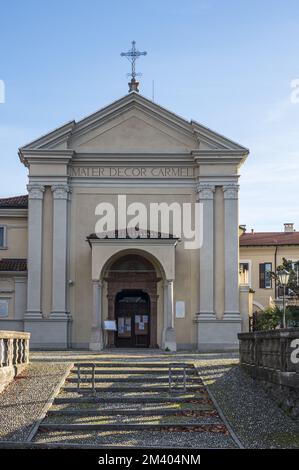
{"left": 0, "top": 92, "right": 249, "bottom": 351}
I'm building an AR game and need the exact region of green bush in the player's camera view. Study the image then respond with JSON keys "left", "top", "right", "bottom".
{"left": 253, "top": 306, "right": 299, "bottom": 330}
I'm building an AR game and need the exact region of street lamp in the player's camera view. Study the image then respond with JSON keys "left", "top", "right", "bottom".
{"left": 278, "top": 269, "right": 290, "bottom": 328}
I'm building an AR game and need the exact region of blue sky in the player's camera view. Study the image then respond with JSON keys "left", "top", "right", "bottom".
{"left": 1, "top": 0, "right": 299, "bottom": 231}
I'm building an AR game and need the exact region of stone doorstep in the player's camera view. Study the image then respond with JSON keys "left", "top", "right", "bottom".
{"left": 39, "top": 423, "right": 226, "bottom": 432}
{"left": 47, "top": 405, "right": 215, "bottom": 416}
{"left": 54, "top": 396, "right": 210, "bottom": 404}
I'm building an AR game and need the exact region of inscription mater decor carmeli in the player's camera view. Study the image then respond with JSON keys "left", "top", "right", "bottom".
{"left": 70, "top": 166, "right": 195, "bottom": 178}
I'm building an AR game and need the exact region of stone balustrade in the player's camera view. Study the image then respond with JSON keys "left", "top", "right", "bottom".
{"left": 0, "top": 330, "right": 30, "bottom": 393}
{"left": 238, "top": 328, "right": 299, "bottom": 418}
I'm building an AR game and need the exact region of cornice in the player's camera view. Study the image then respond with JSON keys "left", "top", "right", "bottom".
{"left": 191, "top": 121, "right": 249, "bottom": 152}
{"left": 19, "top": 121, "right": 75, "bottom": 152}
{"left": 19, "top": 149, "right": 74, "bottom": 167}
{"left": 88, "top": 237, "right": 179, "bottom": 247}
{"left": 0, "top": 208, "right": 28, "bottom": 218}
{"left": 72, "top": 152, "right": 194, "bottom": 165}
{"left": 73, "top": 93, "right": 194, "bottom": 139}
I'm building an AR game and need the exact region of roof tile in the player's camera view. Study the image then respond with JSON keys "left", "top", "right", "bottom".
{"left": 0, "top": 259, "right": 27, "bottom": 271}
{"left": 240, "top": 232, "right": 299, "bottom": 246}
{"left": 0, "top": 195, "right": 28, "bottom": 209}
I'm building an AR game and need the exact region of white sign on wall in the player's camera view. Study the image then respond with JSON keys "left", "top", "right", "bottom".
{"left": 175, "top": 301, "right": 185, "bottom": 318}
{"left": 0, "top": 299, "right": 9, "bottom": 318}
{"left": 103, "top": 320, "right": 117, "bottom": 331}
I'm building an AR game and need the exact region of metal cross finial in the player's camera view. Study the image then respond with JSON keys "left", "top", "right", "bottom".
{"left": 121, "top": 41, "right": 147, "bottom": 92}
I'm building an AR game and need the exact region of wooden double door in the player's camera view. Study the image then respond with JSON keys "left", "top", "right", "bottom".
{"left": 115, "top": 290, "right": 150, "bottom": 348}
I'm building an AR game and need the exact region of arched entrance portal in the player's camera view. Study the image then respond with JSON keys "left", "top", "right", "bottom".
{"left": 105, "top": 254, "right": 160, "bottom": 348}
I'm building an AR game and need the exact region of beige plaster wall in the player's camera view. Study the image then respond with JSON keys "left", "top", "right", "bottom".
{"left": 0, "top": 216, "right": 27, "bottom": 259}
{"left": 0, "top": 277, "right": 15, "bottom": 319}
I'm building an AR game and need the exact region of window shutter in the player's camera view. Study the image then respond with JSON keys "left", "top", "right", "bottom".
{"left": 259, "top": 263, "right": 265, "bottom": 288}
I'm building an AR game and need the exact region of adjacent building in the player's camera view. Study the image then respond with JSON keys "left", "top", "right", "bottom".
{"left": 240, "top": 223, "right": 299, "bottom": 311}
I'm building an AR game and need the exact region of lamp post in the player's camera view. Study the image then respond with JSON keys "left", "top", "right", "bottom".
{"left": 278, "top": 269, "right": 290, "bottom": 328}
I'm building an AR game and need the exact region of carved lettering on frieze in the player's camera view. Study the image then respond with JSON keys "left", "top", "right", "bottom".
{"left": 69, "top": 166, "right": 195, "bottom": 178}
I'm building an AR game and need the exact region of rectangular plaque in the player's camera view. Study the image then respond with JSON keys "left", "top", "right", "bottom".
{"left": 175, "top": 301, "right": 185, "bottom": 318}
{"left": 104, "top": 320, "right": 117, "bottom": 331}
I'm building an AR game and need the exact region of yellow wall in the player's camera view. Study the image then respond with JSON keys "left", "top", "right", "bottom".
{"left": 240, "top": 245, "right": 299, "bottom": 310}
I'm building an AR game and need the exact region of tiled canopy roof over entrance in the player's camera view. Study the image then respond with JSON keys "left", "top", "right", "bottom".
{"left": 0, "top": 195, "right": 28, "bottom": 209}
{"left": 0, "top": 258, "right": 27, "bottom": 271}
{"left": 240, "top": 232, "right": 299, "bottom": 246}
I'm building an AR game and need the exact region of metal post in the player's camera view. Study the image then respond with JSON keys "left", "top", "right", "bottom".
{"left": 92, "top": 364, "right": 95, "bottom": 394}
{"left": 183, "top": 365, "right": 186, "bottom": 392}
{"left": 283, "top": 285, "right": 286, "bottom": 329}
{"left": 77, "top": 364, "right": 81, "bottom": 391}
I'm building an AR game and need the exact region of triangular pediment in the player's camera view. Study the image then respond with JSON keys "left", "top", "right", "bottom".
{"left": 19, "top": 92, "right": 248, "bottom": 156}
{"left": 71, "top": 109, "right": 195, "bottom": 153}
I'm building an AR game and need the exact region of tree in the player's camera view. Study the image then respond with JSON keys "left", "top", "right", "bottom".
{"left": 270, "top": 258, "right": 299, "bottom": 298}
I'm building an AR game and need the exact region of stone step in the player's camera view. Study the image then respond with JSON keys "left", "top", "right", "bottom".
{"left": 54, "top": 396, "right": 210, "bottom": 404}
{"left": 39, "top": 422, "right": 226, "bottom": 432}
{"left": 50, "top": 401, "right": 213, "bottom": 412}
{"left": 74, "top": 362, "right": 193, "bottom": 369}
{"left": 67, "top": 376, "right": 200, "bottom": 383}
{"left": 70, "top": 370, "right": 197, "bottom": 376}
{"left": 47, "top": 406, "right": 215, "bottom": 416}
{"left": 44, "top": 416, "right": 221, "bottom": 426}
{"left": 33, "top": 430, "right": 236, "bottom": 448}
{"left": 63, "top": 385, "right": 205, "bottom": 393}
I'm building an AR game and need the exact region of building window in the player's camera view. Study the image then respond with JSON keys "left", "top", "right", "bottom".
{"left": 259, "top": 262, "right": 272, "bottom": 289}
{"left": 0, "top": 299, "right": 9, "bottom": 318}
{"left": 0, "top": 226, "right": 6, "bottom": 248}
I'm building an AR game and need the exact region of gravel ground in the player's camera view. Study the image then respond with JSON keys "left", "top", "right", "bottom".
{"left": 196, "top": 361, "right": 299, "bottom": 449}
{"left": 0, "top": 362, "right": 72, "bottom": 441}
{"left": 34, "top": 429, "right": 236, "bottom": 448}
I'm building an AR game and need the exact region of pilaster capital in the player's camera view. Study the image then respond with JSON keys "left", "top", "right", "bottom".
{"left": 222, "top": 183, "right": 239, "bottom": 200}
{"left": 93, "top": 280, "right": 103, "bottom": 288}
{"left": 196, "top": 183, "right": 215, "bottom": 200}
{"left": 51, "top": 184, "right": 71, "bottom": 200}
{"left": 27, "top": 184, "right": 45, "bottom": 200}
